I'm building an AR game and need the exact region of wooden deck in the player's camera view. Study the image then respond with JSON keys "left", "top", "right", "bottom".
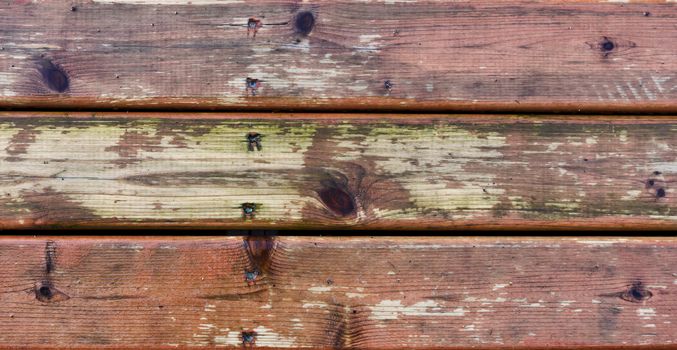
{"left": 0, "top": 0, "right": 676, "bottom": 348}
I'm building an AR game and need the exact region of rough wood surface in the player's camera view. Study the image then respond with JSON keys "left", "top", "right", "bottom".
{"left": 0, "top": 112, "right": 674, "bottom": 229}
{"left": 0, "top": 236, "right": 676, "bottom": 349}
{"left": 0, "top": 1, "right": 676, "bottom": 112}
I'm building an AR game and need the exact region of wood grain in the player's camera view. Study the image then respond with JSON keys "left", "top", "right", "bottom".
{"left": 0, "top": 236, "right": 676, "bottom": 349}
{"left": 0, "top": 112, "right": 674, "bottom": 229}
{"left": 0, "top": 1, "right": 676, "bottom": 112}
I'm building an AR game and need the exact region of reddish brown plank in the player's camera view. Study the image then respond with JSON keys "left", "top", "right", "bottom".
{"left": 0, "top": 1, "right": 676, "bottom": 112}
{"left": 0, "top": 236, "right": 676, "bottom": 349}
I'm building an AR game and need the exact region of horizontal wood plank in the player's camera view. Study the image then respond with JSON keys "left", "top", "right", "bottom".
{"left": 0, "top": 236, "right": 676, "bottom": 349}
{"left": 0, "top": 112, "right": 674, "bottom": 229}
{"left": 0, "top": 1, "right": 676, "bottom": 112}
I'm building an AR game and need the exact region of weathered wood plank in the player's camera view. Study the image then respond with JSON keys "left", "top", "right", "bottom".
{"left": 0, "top": 112, "right": 674, "bottom": 229}
{"left": 0, "top": 236, "right": 676, "bottom": 349}
{"left": 0, "top": 1, "right": 676, "bottom": 112}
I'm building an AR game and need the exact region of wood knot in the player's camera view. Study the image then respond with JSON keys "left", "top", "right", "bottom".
{"left": 600, "top": 37, "right": 615, "bottom": 52}
{"left": 34, "top": 282, "right": 69, "bottom": 303}
{"left": 620, "top": 282, "right": 652, "bottom": 303}
{"left": 588, "top": 36, "right": 636, "bottom": 59}
{"left": 294, "top": 11, "right": 315, "bottom": 36}
{"left": 37, "top": 59, "right": 69, "bottom": 93}
{"left": 318, "top": 186, "right": 356, "bottom": 217}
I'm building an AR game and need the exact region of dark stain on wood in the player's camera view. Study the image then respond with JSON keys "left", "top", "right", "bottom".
{"left": 105, "top": 130, "right": 163, "bottom": 168}
{"left": 597, "top": 303, "right": 622, "bottom": 341}
{"left": 20, "top": 187, "right": 98, "bottom": 224}
{"left": 326, "top": 303, "right": 349, "bottom": 349}
{"left": 5, "top": 127, "right": 41, "bottom": 161}
{"left": 45, "top": 240, "right": 56, "bottom": 274}
{"left": 244, "top": 235, "right": 276, "bottom": 277}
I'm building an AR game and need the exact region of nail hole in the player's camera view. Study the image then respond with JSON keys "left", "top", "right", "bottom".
{"left": 247, "top": 17, "right": 262, "bottom": 38}
{"left": 242, "top": 331, "right": 256, "bottom": 345}
{"left": 643, "top": 11, "right": 651, "bottom": 16}
{"left": 647, "top": 179, "right": 655, "bottom": 187}
{"left": 656, "top": 188, "right": 666, "bottom": 198}
{"left": 242, "top": 203, "right": 257, "bottom": 218}
{"left": 70, "top": 6, "right": 77, "bottom": 12}
{"left": 654, "top": 171, "right": 662, "bottom": 175}
{"left": 318, "top": 187, "right": 356, "bottom": 217}
{"left": 384, "top": 80, "right": 393, "bottom": 92}
{"left": 244, "top": 270, "right": 259, "bottom": 285}
{"left": 294, "top": 11, "right": 315, "bottom": 36}
{"left": 245, "top": 77, "right": 260, "bottom": 96}
{"left": 247, "top": 132, "right": 262, "bottom": 151}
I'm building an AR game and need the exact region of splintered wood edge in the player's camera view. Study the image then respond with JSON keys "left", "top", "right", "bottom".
{"left": 0, "top": 112, "right": 674, "bottom": 230}
{"left": 0, "top": 236, "right": 676, "bottom": 349}
{"left": 0, "top": 0, "right": 676, "bottom": 113}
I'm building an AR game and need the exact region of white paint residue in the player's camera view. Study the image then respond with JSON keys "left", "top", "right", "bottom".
{"left": 492, "top": 283, "right": 508, "bottom": 291}
{"left": 577, "top": 239, "right": 628, "bottom": 246}
{"left": 214, "top": 331, "right": 242, "bottom": 346}
{"left": 252, "top": 326, "right": 297, "bottom": 347}
{"left": 302, "top": 302, "right": 328, "bottom": 309}
{"left": 359, "top": 34, "right": 381, "bottom": 43}
{"left": 652, "top": 75, "right": 670, "bottom": 93}
{"left": 308, "top": 286, "right": 332, "bottom": 293}
{"left": 369, "top": 300, "right": 465, "bottom": 320}
{"left": 521, "top": 303, "right": 544, "bottom": 308}
{"left": 462, "top": 324, "right": 476, "bottom": 331}
{"left": 346, "top": 293, "right": 366, "bottom": 298}
{"left": 638, "top": 308, "right": 656, "bottom": 319}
